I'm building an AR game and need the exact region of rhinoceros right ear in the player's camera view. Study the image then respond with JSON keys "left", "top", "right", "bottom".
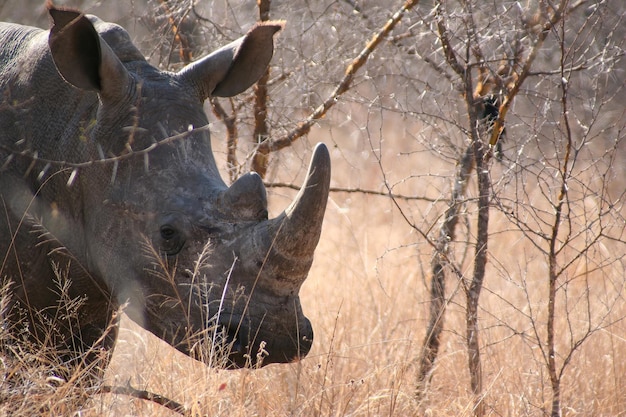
{"left": 48, "top": 5, "right": 130, "bottom": 100}
{"left": 177, "top": 21, "right": 284, "bottom": 100}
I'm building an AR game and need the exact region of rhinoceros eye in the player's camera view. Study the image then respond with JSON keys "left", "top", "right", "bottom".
{"left": 160, "top": 224, "right": 176, "bottom": 240}
{"left": 160, "top": 224, "right": 184, "bottom": 255}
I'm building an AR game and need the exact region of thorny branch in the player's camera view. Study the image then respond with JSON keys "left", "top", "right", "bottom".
{"left": 266, "top": 182, "right": 444, "bottom": 203}
{"left": 250, "top": 0, "right": 273, "bottom": 178}
{"left": 0, "top": 126, "right": 209, "bottom": 184}
{"left": 434, "top": 1, "right": 465, "bottom": 77}
{"left": 259, "top": 0, "right": 422, "bottom": 154}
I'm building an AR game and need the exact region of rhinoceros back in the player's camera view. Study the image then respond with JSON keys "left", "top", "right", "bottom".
{"left": 0, "top": 16, "right": 144, "bottom": 162}
{"left": 5, "top": 23, "right": 104, "bottom": 153}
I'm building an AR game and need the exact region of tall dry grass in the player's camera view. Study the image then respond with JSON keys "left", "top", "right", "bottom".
{"left": 3, "top": 121, "right": 619, "bottom": 416}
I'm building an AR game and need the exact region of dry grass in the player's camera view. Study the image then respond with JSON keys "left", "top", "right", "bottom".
{"left": 1, "top": 121, "right": 616, "bottom": 416}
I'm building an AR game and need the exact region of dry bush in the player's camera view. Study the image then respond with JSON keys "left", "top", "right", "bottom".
{"left": 1, "top": 269, "right": 114, "bottom": 415}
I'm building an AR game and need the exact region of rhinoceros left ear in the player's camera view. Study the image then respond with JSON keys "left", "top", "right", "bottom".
{"left": 177, "top": 21, "right": 284, "bottom": 99}
{"left": 48, "top": 5, "right": 130, "bottom": 100}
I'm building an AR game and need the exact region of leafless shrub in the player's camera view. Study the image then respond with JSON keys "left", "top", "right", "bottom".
{"left": 1, "top": 266, "right": 109, "bottom": 415}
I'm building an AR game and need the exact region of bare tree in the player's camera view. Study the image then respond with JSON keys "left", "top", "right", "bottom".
{"left": 406, "top": 1, "right": 626, "bottom": 415}
{"left": 413, "top": 1, "right": 573, "bottom": 413}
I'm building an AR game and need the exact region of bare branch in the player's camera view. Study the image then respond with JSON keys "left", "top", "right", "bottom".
{"left": 100, "top": 384, "right": 186, "bottom": 415}
{"left": 266, "top": 182, "right": 444, "bottom": 203}
{"left": 263, "top": 0, "right": 422, "bottom": 153}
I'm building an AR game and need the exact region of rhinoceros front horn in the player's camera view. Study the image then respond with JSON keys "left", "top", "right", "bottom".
{"left": 265, "top": 143, "right": 331, "bottom": 285}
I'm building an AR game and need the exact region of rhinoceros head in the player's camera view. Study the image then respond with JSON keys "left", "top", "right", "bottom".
{"left": 46, "top": 6, "right": 330, "bottom": 367}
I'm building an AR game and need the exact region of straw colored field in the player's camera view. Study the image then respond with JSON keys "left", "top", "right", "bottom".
{"left": 83, "top": 119, "right": 626, "bottom": 416}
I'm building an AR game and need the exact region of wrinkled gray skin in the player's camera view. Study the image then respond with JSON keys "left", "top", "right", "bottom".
{"left": 0, "top": 6, "right": 330, "bottom": 371}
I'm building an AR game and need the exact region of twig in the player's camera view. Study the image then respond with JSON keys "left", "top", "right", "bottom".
{"left": 262, "top": 0, "right": 422, "bottom": 153}
{"left": 265, "top": 182, "right": 444, "bottom": 203}
{"left": 100, "top": 384, "right": 186, "bottom": 415}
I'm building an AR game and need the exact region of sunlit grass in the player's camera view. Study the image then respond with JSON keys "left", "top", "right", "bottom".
{"left": 2, "top": 112, "right": 625, "bottom": 415}
{"left": 77, "top": 125, "right": 625, "bottom": 416}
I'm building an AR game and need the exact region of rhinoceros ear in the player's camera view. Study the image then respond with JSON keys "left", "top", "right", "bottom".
{"left": 48, "top": 5, "right": 130, "bottom": 99}
{"left": 177, "top": 21, "right": 284, "bottom": 99}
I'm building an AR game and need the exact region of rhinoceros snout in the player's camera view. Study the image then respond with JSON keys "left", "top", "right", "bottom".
{"left": 222, "top": 315, "right": 313, "bottom": 368}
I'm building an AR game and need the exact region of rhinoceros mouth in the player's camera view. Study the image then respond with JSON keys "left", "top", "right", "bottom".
{"left": 219, "top": 324, "right": 266, "bottom": 368}
{"left": 218, "top": 322, "right": 313, "bottom": 369}
{"left": 205, "top": 324, "right": 256, "bottom": 369}
{"left": 224, "top": 326, "right": 248, "bottom": 367}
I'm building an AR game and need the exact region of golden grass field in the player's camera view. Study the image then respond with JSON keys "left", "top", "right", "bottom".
{"left": 74, "top": 118, "right": 624, "bottom": 416}
{"left": 2, "top": 113, "right": 625, "bottom": 417}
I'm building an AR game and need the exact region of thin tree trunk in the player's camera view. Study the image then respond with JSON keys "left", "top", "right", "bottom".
{"left": 466, "top": 139, "right": 490, "bottom": 417}
{"left": 547, "top": 167, "right": 565, "bottom": 417}
{"left": 547, "top": 12, "right": 574, "bottom": 414}
{"left": 210, "top": 98, "right": 239, "bottom": 182}
{"left": 250, "top": 0, "right": 272, "bottom": 178}
{"left": 547, "top": 182, "right": 564, "bottom": 417}
{"left": 417, "top": 144, "right": 474, "bottom": 396}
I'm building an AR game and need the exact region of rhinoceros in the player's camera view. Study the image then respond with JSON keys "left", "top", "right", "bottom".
{"left": 0, "top": 5, "right": 330, "bottom": 375}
